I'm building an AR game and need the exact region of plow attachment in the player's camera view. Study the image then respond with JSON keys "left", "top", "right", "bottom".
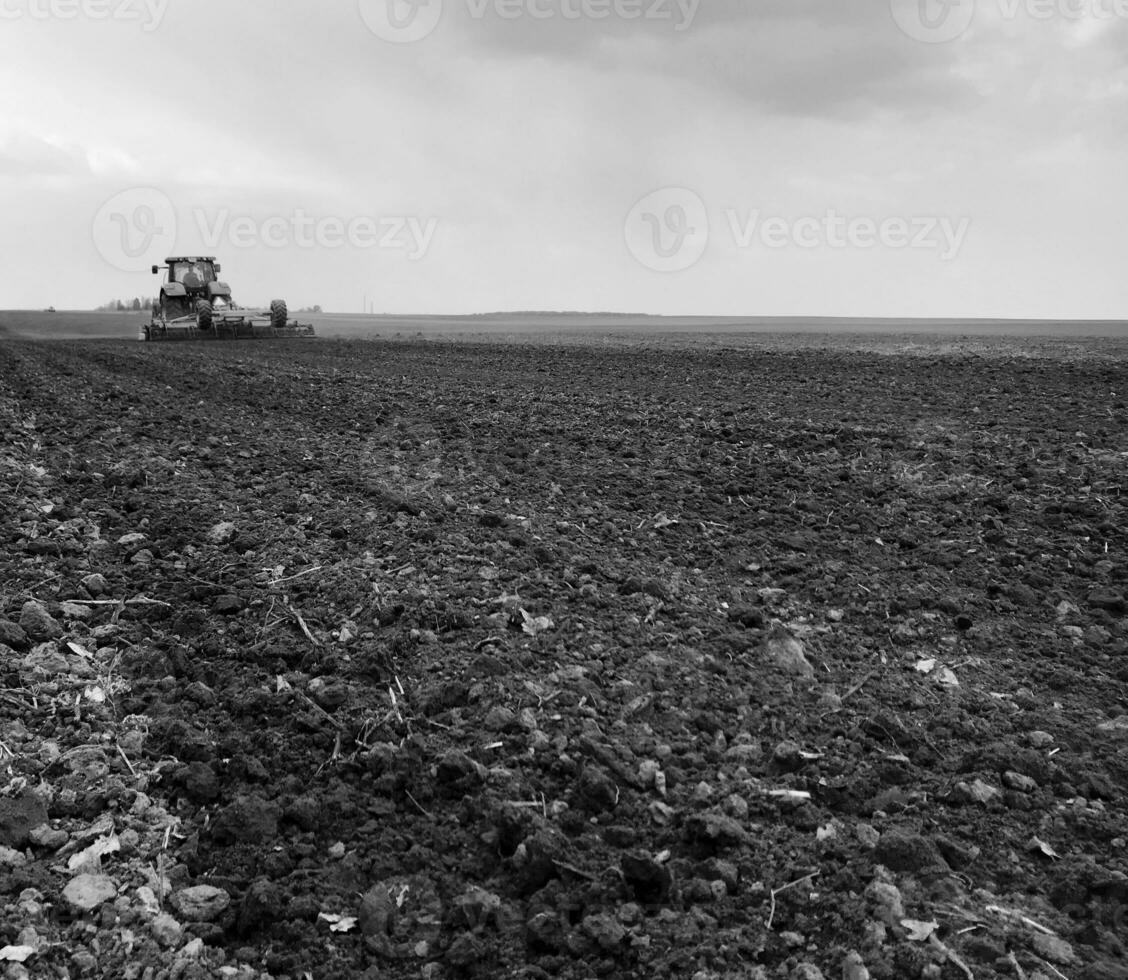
{"left": 143, "top": 307, "right": 315, "bottom": 342}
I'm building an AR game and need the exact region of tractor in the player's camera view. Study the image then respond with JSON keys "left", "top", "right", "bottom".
{"left": 144, "top": 257, "right": 315, "bottom": 340}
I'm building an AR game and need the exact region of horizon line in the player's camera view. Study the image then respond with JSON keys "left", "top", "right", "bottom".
{"left": 10, "top": 309, "right": 1127, "bottom": 324}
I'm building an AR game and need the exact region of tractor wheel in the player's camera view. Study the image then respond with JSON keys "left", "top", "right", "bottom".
{"left": 196, "top": 300, "right": 214, "bottom": 331}
{"left": 269, "top": 300, "right": 288, "bottom": 331}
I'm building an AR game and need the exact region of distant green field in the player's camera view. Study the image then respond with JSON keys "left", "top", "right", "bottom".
{"left": 309, "top": 312, "right": 1128, "bottom": 340}
{"left": 3, "top": 310, "right": 1126, "bottom": 346}
{"left": 0, "top": 310, "right": 145, "bottom": 340}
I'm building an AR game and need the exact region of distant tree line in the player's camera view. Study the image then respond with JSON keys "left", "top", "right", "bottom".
{"left": 94, "top": 299, "right": 324, "bottom": 313}
{"left": 95, "top": 298, "right": 156, "bottom": 312}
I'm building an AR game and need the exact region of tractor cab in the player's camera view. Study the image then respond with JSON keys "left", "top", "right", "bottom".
{"left": 169, "top": 258, "right": 218, "bottom": 287}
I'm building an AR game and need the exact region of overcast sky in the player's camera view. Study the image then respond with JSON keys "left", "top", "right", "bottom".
{"left": 1, "top": 0, "right": 1124, "bottom": 317}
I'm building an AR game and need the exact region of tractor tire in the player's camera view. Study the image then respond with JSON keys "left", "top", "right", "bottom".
{"left": 196, "top": 300, "right": 214, "bottom": 331}
{"left": 269, "top": 299, "right": 288, "bottom": 331}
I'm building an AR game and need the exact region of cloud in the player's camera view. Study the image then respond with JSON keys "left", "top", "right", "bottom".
{"left": 0, "top": 0, "right": 1124, "bottom": 315}
{"left": 427, "top": 0, "right": 980, "bottom": 118}
{"left": 0, "top": 130, "right": 90, "bottom": 180}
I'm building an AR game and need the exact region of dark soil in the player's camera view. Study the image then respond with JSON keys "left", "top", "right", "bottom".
{"left": 1, "top": 334, "right": 1126, "bottom": 980}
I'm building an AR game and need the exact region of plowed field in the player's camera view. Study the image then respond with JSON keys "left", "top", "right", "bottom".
{"left": 1, "top": 334, "right": 1126, "bottom": 980}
